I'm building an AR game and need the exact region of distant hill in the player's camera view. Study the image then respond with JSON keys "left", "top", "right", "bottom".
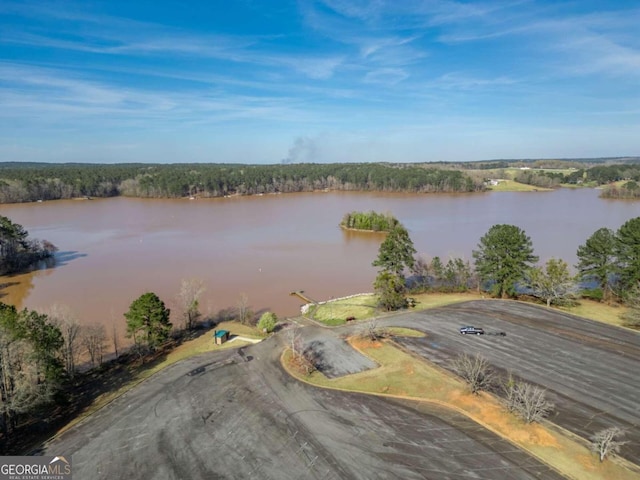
{"left": 0, "top": 158, "right": 638, "bottom": 204}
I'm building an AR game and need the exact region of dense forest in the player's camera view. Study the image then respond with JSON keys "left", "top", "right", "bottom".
{"left": 0, "top": 163, "right": 483, "bottom": 203}
{"left": 2, "top": 159, "right": 639, "bottom": 204}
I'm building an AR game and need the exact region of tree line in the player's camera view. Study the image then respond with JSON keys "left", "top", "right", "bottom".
{"left": 371, "top": 217, "right": 640, "bottom": 326}
{"left": 370, "top": 221, "right": 636, "bottom": 463}
{"left": 512, "top": 162, "right": 640, "bottom": 189}
{"left": 599, "top": 181, "right": 640, "bottom": 199}
{"left": 0, "top": 162, "right": 484, "bottom": 203}
{"left": 0, "top": 215, "right": 57, "bottom": 275}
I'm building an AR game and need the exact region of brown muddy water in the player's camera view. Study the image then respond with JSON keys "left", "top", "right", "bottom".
{"left": 0, "top": 190, "right": 638, "bottom": 336}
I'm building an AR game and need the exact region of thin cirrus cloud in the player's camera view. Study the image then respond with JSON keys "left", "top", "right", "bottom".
{"left": 0, "top": 0, "right": 638, "bottom": 163}
{"left": 0, "top": 62, "right": 316, "bottom": 129}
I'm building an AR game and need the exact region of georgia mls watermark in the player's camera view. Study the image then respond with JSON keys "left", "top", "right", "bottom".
{"left": 0, "top": 456, "right": 71, "bottom": 480}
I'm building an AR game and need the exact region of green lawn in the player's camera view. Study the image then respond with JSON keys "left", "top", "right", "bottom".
{"left": 309, "top": 292, "right": 484, "bottom": 326}
{"left": 558, "top": 299, "right": 630, "bottom": 328}
{"left": 487, "top": 179, "right": 552, "bottom": 192}
{"left": 385, "top": 327, "right": 425, "bottom": 337}
{"left": 311, "top": 291, "right": 635, "bottom": 332}
{"left": 308, "top": 294, "right": 379, "bottom": 324}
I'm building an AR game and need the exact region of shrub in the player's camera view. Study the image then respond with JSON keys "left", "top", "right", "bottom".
{"left": 257, "top": 312, "right": 277, "bottom": 333}
{"left": 451, "top": 354, "right": 495, "bottom": 395}
{"left": 502, "top": 376, "right": 554, "bottom": 423}
{"left": 580, "top": 288, "right": 603, "bottom": 301}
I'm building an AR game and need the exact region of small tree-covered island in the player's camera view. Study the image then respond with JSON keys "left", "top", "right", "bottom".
{"left": 340, "top": 211, "right": 400, "bottom": 232}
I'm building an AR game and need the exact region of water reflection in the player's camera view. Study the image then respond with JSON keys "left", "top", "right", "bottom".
{"left": 341, "top": 228, "right": 387, "bottom": 244}
{"left": 0, "top": 272, "right": 38, "bottom": 309}
{"left": 52, "top": 251, "right": 88, "bottom": 268}
{"left": 0, "top": 281, "right": 21, "bottom": 301}
{"left": 0, "top": 190, "right": 637, "bottom": 333}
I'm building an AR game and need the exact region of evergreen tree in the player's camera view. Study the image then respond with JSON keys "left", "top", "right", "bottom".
{"left": 576, "top": 228, "right": 616, "bottom": 301}
{"left": 615, "top": 217, "right": 640, "bottom": 292}
{"left": 125, "top": 293, "right": 172, "bottom": 351}
{"left": 372, "top": 226, "right": 416, "bottom": 278}
{"left": 374, "top": 271, "right": 408, "bottom": 311}
{"left": 430, "top": 256, "right": 445, "bottom": 284}
{"left": 473, "top": 224, "right": 538, "bottom": 298}
{"left": 371, "top": 226, "right": 416, "bottom": 311}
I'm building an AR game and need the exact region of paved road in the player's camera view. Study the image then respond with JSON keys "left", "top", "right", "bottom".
{"left": 381, "top": 299, "right": 640, "bottom": 464}
{"left": 42, "top": 334, "right": 563, "bottom": 480}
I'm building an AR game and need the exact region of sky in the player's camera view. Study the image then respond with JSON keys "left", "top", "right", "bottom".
{"left": 1, "top": 0, "right": 639, "bottom": 164}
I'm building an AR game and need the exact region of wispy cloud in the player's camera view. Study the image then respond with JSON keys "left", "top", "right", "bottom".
{"left": 1, "top": 3, "right": 345, "bottom": 82}
{"left": 364, "top": 68, "right": 409, "bottom": 85}
{"left": 0, "top": 62, "right": 320, "bottom": 129}
{"left": 1, "top": 0, "right": 638, "bottom": 162}
{"left": 426, "top": 72, "right": 518, "bottom": 90}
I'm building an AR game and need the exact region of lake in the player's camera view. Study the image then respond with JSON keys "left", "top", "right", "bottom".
{"left": 0, "top": 189, "right": 637, "bottom": 334}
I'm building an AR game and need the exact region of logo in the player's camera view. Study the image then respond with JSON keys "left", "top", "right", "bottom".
{"left": 0, "top": 456, "right": 72, "bottom": 480}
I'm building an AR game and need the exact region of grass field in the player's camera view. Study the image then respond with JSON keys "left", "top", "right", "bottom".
{"left": 487, "top": 179, "right": 552, "bottom": 192}
{"left": 284, "top": 338, "right": 639, "bottom": 480}
{"left": 308, "top": 294, "right": 379, "bottom": 324}
{"left": 558, "top": 299, "right": 630, "bottom": 328}
{"left": 385, "top": 327, "right": 425, "bottom": 337}
{"left": 309, "top": 292, "right": 485, "bottom": 325}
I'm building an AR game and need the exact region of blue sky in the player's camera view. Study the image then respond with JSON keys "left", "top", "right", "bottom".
{"left": 1, "top": 0, "right": 639, "bottom": 163}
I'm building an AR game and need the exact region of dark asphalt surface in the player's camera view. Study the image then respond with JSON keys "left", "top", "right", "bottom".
{"left": 43, "top": 333, "right": 563, "bottom": 479}
{"left": 381, "top": 299, "right": 640, "bottom": 464}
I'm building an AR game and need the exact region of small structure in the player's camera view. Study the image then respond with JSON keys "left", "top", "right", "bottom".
{"left": 213, "top": 329, "right": 230, "bottom": 345}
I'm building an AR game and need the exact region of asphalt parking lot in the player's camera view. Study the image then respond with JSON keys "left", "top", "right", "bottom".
{"left": 385, "top": 299, "right": 640, "bottom": 464}
{"left": 42, "top": 334, "right": 563, "bottom": 480}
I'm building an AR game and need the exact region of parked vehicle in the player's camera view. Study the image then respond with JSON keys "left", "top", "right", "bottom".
{"left": 459, "top": 326, "right": 484, "bottom": 335}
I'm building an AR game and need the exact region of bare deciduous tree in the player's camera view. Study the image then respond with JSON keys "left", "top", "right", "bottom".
{"left": 526, "top": 258, "right": 576, "bottom": 307}
{"left": 284, "top": 326, "right": 316, "bottom": 374}
{"left": 177, "top": 278, "right": 206, "bottom": 330}
{"left": 590, "top": 427, "right": 627, "bottom": 462}
{"left": 82, "top": 324, "right": 106, "bottom": 367}
{"left": 46, "top": 304, "right": 81, "bottom": 378}
{"left": 451, "top": 354, "right": 495, "bottom": 394}
{"left": 360, "top": 319, "right": 388, "bottom": 341}
{"left": 0, "top": 334, "right": 41, "bottom": 433}
{"left": 111, "top": 322, "right": 119, "bottom": 359}
{"left": 285, "top": 326, "right": 304, "bottom": 358}
{"left": 621, "top": 284, "right": 640, "bottom": 327}
{"left": 236, "top": 293, "right": 254, "bottom": 326}
{"left": 411, "top": 255, "right": 431, "bottom": 289}
{"left": 0, "top": 306, "right": 61, "bottom": 436}
{"left": 503, "top": 377, "right": 554, "bottom": 423}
